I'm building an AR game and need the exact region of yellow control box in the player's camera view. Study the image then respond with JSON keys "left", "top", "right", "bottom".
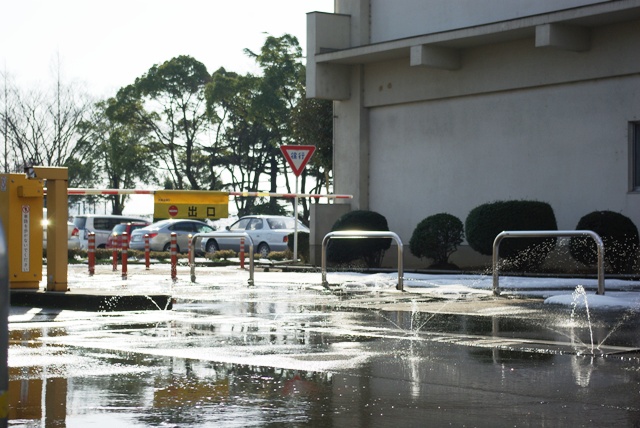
{"left": 0, "top": 174, "right": 44, "bottom": 289}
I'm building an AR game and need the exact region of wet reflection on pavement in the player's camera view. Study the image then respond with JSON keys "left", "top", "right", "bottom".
{"left": 7, "top": 266, "right": 640, "bottom": 427}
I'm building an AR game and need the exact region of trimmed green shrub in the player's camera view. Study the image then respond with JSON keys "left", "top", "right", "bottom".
{"left": 569, "top": 210, "right": 639, "bottom": 274}
{"left": 409, "top": 213, "right": 464, "bottom": 269}
{"left": 267, "top": 251, "right": 288, "bottom": 261}
{"left": 287, "top": 231, "right": 309, "bottom": 263}
{"left": 327, "top": 210, "right": 391, "bottom": 268}
{"left": 465, "top": 200, "right": 558, "bottom": 271}
{"left": 209, "top": 249, "right": 236, "bottom": 260}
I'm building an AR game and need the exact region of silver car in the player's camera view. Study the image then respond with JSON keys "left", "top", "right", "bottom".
{"left": 201, "top": 215, "right": 310, "bottom": 258}
{"left": 42, "top": 208, "right": 81, "bottom": 250}
{"left": 129, "top": 219, "right": 214, "bottom": 253}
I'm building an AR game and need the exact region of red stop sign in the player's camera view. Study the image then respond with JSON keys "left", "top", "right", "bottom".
{"left": 168, "top": 205, "right": 179, "bottom": 217}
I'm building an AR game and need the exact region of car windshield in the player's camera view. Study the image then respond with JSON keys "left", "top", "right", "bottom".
{"left": 229, "top": 218, "right": 250, "bottom": 231}
{"left": 112, "top": 224, "right": 127, "bottom": 234}
{"left": 266, "top": 217, "right": 305, "bottom": 230}
{"left": 149, "top": 220, "right": 172, "bottom": 229}
{"left": 267, "top": 218, "right": 288, "bottom": 229}
{"left": 73, "top": 217, "right": 87, "bottom": 229}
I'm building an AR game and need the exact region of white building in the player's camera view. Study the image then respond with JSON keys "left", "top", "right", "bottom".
{"left": 307, "top": 0, "right": 640, "bottom": 268}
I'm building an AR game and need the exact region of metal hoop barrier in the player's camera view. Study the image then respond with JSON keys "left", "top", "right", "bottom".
{"left": 492, "top": 230, "right": 605, "bottom": 296}
{"left": 112, "top": 233, "right": 119, "bottom": 272}
{"left": 0, "top": 220, "right": 9, "bottom": 427}
{"left": 121, "top": 232, "right": 128, "bottom": 280}
{"left": 321, "top": 231, "right": 404, "bottom": 291}
{"left": 190, "top": 232, "right": 255, "bottom": 286}
{"left": 170, "top": 233, "right": 178, "bottom": 282}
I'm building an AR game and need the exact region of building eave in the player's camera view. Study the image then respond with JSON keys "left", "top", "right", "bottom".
{"left": 314, "top": 0, "right": 640, "bottom": 66}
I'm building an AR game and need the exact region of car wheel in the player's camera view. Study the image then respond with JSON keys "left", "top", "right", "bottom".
{"left": 257, "top": 243, "right": 270, "bottom": 259}
{"left": 205, "top": 240, "right": 219, "bottom": 253}
{"left": 163, "top": 242, "right": 180, "bottom": 253}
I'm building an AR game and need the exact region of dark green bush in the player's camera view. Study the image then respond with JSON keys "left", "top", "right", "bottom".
{"left": 465, "top": 200, "right": 558, "bottom": 271}
{"left": 287, "top": 231, "right": 309, "bottom": 263}
{"left": 267, "top": 251, "right": 288, "bottom": 261}
{"left": 327, "top": 210, "right": 391, "bottom": 268}
{"left": 569, "top": 210, "right": 639, "bottom": 274}
{"left": 409, "top": 213, "right": 464, "bottom": 269}
{"left": 208, "top": 249, "right": 236, "bottom": 260}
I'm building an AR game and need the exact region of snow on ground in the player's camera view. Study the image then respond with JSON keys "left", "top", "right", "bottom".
{"left": 327, "top": 271, "right": 640, "bottom": 310}
{"left": 63, "top": 264, "right": 640, "bottom": 311}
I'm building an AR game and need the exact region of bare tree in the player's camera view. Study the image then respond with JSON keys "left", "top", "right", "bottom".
{"left": 1, "top": 57, "right": 92, "bottom": 171}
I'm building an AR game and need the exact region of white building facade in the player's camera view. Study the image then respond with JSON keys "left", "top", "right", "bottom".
{"left": 307, "top": 0, "right": 640, "bottom": 268}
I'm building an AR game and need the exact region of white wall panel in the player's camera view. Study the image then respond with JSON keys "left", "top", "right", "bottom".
{"left": 368, "top": 76, "right": 640, "bottom": 243}
{"left": 370, "top": 0, "right": 611, "bottom": 42}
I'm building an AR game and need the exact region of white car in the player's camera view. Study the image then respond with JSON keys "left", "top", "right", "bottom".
{"left": 73, "top": 214, "right": 149, "bottom": 249}
{"left": 201, "top": 215, "right": 310, "bottom": 258}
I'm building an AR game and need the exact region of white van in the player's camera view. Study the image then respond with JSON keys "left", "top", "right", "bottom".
{"left": 73, "top": 214, "right": 148, "bottom": 249}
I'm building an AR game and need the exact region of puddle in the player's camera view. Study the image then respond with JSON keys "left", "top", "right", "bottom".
{"left": 7, "top": 270, "right": 640, "bottom": 426}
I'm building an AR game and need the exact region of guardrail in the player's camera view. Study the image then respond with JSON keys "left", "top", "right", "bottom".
{"left": 492, "top": 230, "right": 605, "bottom": 296}
{"left": 189, "top": 232, "right": 255, "bottom": 286}
{"left": 321, "top": 231, "right": 404, "bottom": 291}
{"left": 0, "top": 220, "right": 9, "bottom": 427}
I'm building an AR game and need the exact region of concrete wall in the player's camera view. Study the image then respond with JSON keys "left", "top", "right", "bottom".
{"left": 360, "top": 20, "right": 640, "bottom": 263}
{"left": 369, "top": 74, "right": 640, "bottom": 257}
{"left": 369, "top": 0, "right": 610, "bottom": 43}
{"left": 310, "top": 203, "right": 352, "bottom": 266}
{"left": 310, "top": 1, "right": 640, "bottom": 269}
{"left": 363, "top": 20, "right": 640, "bottom": 108}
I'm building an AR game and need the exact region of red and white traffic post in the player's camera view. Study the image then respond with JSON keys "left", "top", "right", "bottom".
{"left": 88, "top": 232, "right": 96, "bottom": 276}
{"left": 239, "top": 237, "right": 245, "bottom": 269}
{"left": 144, "top": 234, "right": 150, "bottom": 270}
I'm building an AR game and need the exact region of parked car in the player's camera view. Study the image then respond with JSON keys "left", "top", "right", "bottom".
{"left": 73, "top": 214, "right": 149, "bottom": 249}
{"left": 129, "top": 219, "right": 214, "bottom": 253}
{"left": 106, "top": 221, "right": 151, "bottom": 249}
{"left": 42, "top": 208, "right": 81, "bottom": 250}
{"left": 201, "top": 215, "right": 310, "bottom": 258}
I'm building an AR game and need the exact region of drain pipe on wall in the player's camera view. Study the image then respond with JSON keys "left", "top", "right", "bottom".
{"left": 0, "top": 220, "right": 9, "bottom": 428}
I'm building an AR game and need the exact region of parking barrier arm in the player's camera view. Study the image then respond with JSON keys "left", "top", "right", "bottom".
{"left": 492, "top": 230, "right": 605, "bottom": 296}
{"left": 190, "top": 232, "right": 255, "bottom": 286}
{"left": 321, "top": 231, "right": 404, "bottom": 291}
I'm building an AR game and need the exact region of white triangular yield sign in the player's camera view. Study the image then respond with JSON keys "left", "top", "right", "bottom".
{"left": 280, "top": 145, "right": 316, "bottom": 176}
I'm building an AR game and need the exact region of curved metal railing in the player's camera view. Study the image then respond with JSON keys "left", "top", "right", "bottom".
{"left": 190, "top": 232, "right": 255, "bottom": 286}
{"left": 492, "top": 230, "right": 605, "bottom": 296}
{"left": 321, "top": 231, "right": 404, "bottom": 291}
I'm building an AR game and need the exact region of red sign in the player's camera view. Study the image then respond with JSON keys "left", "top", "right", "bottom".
{"left": 168, "top": 205, "right": 179, "bottom": 217}
{"left": 280, "top": 145, "right": 316, "bottom": 176}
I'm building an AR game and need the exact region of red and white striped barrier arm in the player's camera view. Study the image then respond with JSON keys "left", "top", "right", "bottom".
{"left": 60, "top": 188, "right": 353, "bottom": 199}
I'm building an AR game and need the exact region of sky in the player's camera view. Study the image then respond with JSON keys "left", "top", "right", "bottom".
{"left": 1, "top": 0, "right": 334, "bottom": 98}
{"left": 1, "top": 0, "right": 335, "bottom": 215}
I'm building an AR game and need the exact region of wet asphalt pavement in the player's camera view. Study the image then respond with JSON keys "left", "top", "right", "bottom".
{"left": 6, "top": 264, "right": 640, "bottom": 427}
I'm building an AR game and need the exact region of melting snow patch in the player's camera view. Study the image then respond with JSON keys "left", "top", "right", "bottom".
{"left": 545, "top": 293, "right": 640, "bottom": 310}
